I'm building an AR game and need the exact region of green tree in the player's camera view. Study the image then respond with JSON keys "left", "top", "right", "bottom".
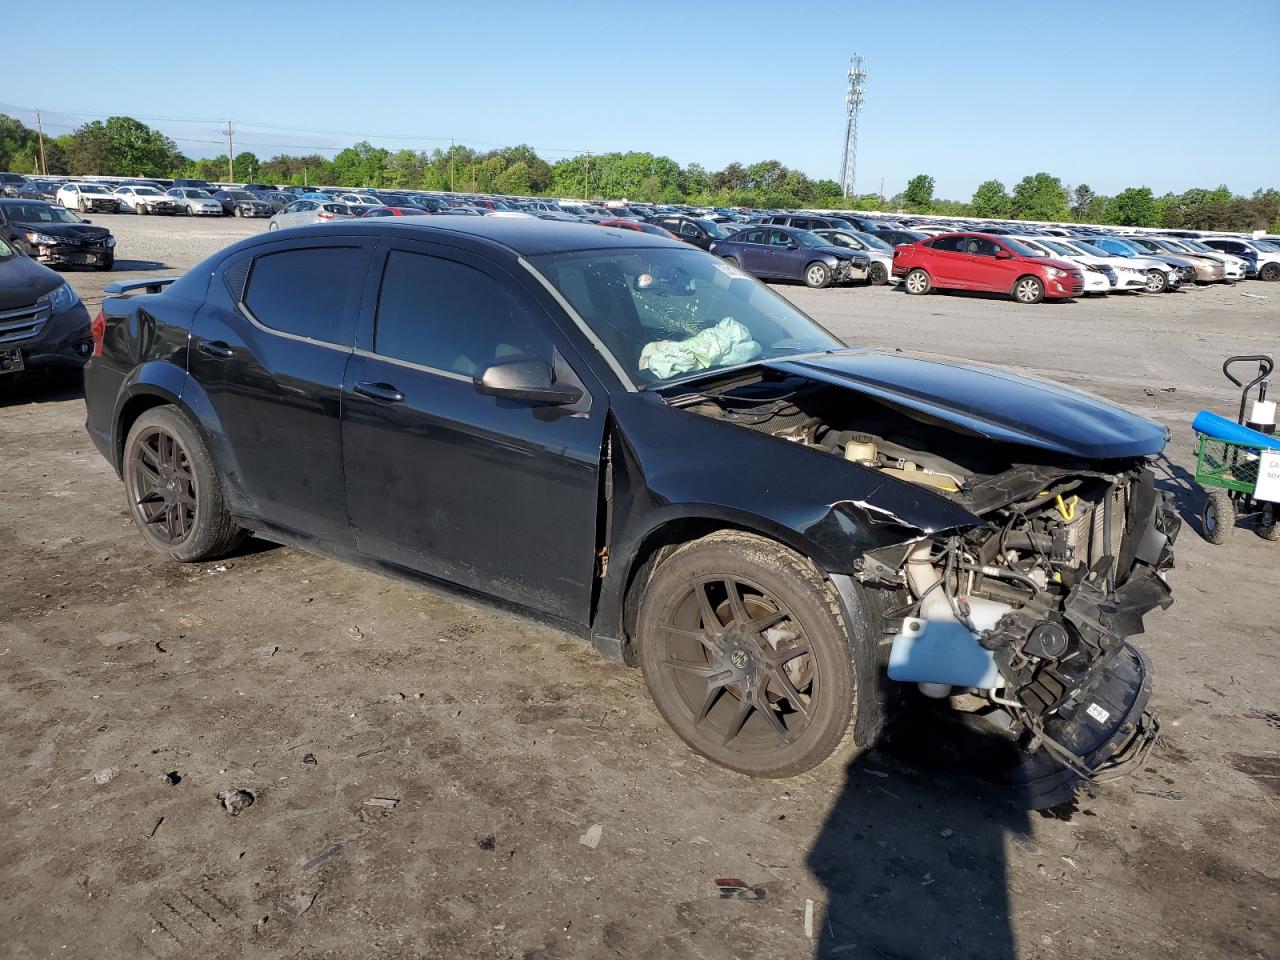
{"left": 1071, "top": 184, "right": 1095, "bottom": 221}
{"left": 1103, "top": 187, "right": 1160, "bottom": 227}
{"left": 971, "top": 179, "right": 1011, "bottom": 218}
{"left": 232, "top": 152, "right": 260, "bottom": 181}
{"left": 903, "top": 174, "right": 935, "bottom": 209}
{"left": 1010, "top": 172, "right": 1069, "bottom": 221}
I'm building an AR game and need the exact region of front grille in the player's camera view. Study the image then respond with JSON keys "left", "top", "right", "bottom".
{"left": 0, "top": 302, "right": 51, "bottom": 344}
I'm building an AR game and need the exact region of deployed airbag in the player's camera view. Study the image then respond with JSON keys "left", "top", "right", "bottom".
{"left": 639, "top": 317, "right": 761, "bottom": 380}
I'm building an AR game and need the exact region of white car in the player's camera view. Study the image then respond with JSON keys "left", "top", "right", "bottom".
{"left": 166, "top": 187, "right": 224, "bottom": 216}
{"left": 813, "top": 228, "right": 896, "bottom": 284}
{"left": 55, "top": 182, "right": 120, "bottom": 213}
{"left": 1070, "top": 236, "right": 1182, "bottom": 293}
{"left": 336, "top": 193, "right": 382, "bottom": 208}
{"left": 112, "top": 185, "right": 180, "bottom": 215}
{"left": 1012, "top": 236, "right": 1114, "bottom": 294}
{"left": 1201, "top": 237, "right": 1280, "bottom": 281}
{"left": 1055, "top": 239, "right": 1151, "bottom": 292}
{"left": 1161, "top": 237, "right": 1249, "bottom": 282}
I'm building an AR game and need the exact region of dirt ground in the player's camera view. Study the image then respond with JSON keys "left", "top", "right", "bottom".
{"left": 1, "top": 227, "right": 1277, "bottom": 960}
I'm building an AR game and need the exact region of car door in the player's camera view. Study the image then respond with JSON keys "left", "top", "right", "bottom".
{"left": 340, "top": 239, "right": 607, "bottom": 625}
{"left": 679, "top": 220, "right": 710, "bottom": 250}
{"left": 924, "top": 235, "right": 966, "bottom": 285}
{"left": 765, "top": 229, "right": 802, "bottom": 278}
{"left": 958, "top": 236, "right": 1009, "bottom": 291}
{"left": 187, "top": 235, "right": 375, "bottom": 545}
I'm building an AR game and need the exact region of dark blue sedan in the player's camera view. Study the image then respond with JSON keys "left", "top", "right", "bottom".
{"left": 710, "top": 225, "right": 870, "bottom": 288}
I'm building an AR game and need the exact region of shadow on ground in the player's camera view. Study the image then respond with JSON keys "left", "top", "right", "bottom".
{"left": 0, "top": 368, "right": 84, "bottom": 407}
{"left": 807, "top": 709, "right": 1033, "bottom": 958}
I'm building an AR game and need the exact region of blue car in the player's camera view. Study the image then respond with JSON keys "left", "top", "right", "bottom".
{"left": 710, "top": 225, "right": 870, "bottom": 288}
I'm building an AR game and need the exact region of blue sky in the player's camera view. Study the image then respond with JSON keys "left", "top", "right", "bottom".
{"left": 3, "top": 0, "right": 1277, "bottom": 199}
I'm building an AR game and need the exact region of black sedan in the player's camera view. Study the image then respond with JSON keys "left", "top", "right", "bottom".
{"left": 645, "top": 214, "right": 733, "bottom": 251}
{"left": 83, "top": 217, "right": 1179, "bottom": 803}
{"left": 212, "top": 190, "right": 274, "bottom": 218}
{"left": 710, "top": 225, "right": 871, "bottom": 288}
{"left": 0, "top": 200, "right": 115, "bottom": 270}
{"left": 0, "top": 235, "right": 93, "bottom": 373}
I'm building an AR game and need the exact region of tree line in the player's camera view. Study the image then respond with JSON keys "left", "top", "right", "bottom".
{"left": 2, "top": 113, "right": 1276, "bottom": 232}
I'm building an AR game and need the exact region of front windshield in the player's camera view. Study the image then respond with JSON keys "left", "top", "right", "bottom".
{"left": 1040, "top": 240, "right": 1078, "bottom": 257}
{"left": 697, "top": 219, "right": 731, "bottom": 240}
{"left": 1253, "top": 240, "right": 1278, "bottom": 252}
{"left": 5, "top": 203, "right": 81, "bottom": 224}
{"left": 1156, "top": 238, "right": 1190, "bottom": 253}
{"left": 1070, "top": 240, "right": 1110, "bottom": 257}
{"left": 1000, "top": 237, "right": 1042, "bottom": 257}
{"left": 854, "top": 231, "right": 892, "bottom": 252}
{"left": 81, "top": 185, "right": 108, "bottom": 194}
{"left": 228, "top": 191, "right": 255, "bottom": 200}
{"left": 794, "top": 230, "right": 834, "bottom": 249}
{"left": 0, "top": 237, "right": 13, "bottom": 258}
{"left": 1180, "top": 239, "right": 1215, "bottom": 253}
{"left": 529, "top": 247, "right": 841, "bottom": 386}
{"left": 1095, "top": 238, "right": 1135, "bottom": 256}
{"left": 187, "top": 189, "right": 212, "bottom": 198}
{"left": 135, "top": 187, "right": 162, "bottom": 196}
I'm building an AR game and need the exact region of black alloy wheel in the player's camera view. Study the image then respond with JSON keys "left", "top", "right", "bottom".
{"left": 868, "top": 262, "right": 889, "bottom": 285}
{"left": 1260, "top": 262, "right": 1280, "bottom": 282}
{"left": 637, "top": 531, "right": 861, "bottom": 778}
{"left": 123, "top": 406, "right": 244, "bottom": 561}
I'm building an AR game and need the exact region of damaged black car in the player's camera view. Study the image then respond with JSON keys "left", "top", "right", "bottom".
{"left": 82, "top": 218, "right": 1179, "bottom": 804}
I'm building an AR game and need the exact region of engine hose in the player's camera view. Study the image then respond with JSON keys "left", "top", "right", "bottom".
{"left": 957, "top": 562, "right": 1042, "bottom": 596}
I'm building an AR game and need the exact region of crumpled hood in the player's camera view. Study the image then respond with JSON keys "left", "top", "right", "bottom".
{"left": 15, "top": 221, "right": 110, "bottom": 241}
{"left": 0, "top": 252, "right": 62, "bottom": 309}
{"left": 767, "top": 349, "right": 1168, "bottom": 460}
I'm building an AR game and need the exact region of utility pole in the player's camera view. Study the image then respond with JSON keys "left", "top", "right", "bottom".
{"left": 449, "top": 139, "right": 456, "bottom": 193}
{"left": 584, "top": 150, "right": 591, "bottom": 198}
{"left": 839, "top": 55, "right": 867, "bottom": 199}
{"left": 224, "top": 121, "right": 234, "bottom": 183}
{"left": 35, "top": 111, "right": 47, "bottom": 176}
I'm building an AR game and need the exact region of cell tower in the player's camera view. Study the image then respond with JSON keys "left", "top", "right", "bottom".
{"left": 839, "top": 55, "right": 867, "bottom": 199}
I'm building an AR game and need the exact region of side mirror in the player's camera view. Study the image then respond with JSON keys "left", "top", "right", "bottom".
{"left": 81, "top": 219, "right": 93, "bottom": 224}
{"left": 994, "top": 249, "right": 1013, "bottom": 260}
{"left": 786, "top": 240, "right": 799, "bottom": 250}
{"left": 474, "top": 358, "right": 582, "bottom": 406}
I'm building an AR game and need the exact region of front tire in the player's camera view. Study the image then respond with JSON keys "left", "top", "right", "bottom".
{"left": 233, "top": 207, "right": 243, "bottom": 218}
{"left": 95, "top": 253, "right": 114, "bottom": 272}
{"left": 123, "top": 406, "right": 245, "bottom": 562}
{"left": 1260, "top": 262, "right": 1280, "bottom": 282}
{"left": 1013, "top": 275, "right": 1045, "bottom": 304}
{"left": 868, "top": 262, "right": 889, "bottom": 285}
{"left": 1201, "top": 488, "right": 1235, "bottom": 545}
{"left": 904, "top": 268, "right": 931, "bottom": 295}
{"left": 1144, "top": 269, "right": 1168, "bottom": 293}
{"left": 636, "top": 531, "right": 861, "bottom": 778}
{"left": 804, "top": 262, "right": 832, "bottom": 289}
{"left": 268, "top": 221, "right": 280, "bottom": 231}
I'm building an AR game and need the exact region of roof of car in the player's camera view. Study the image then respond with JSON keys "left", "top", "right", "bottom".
{"left": 332, "top": 214, "right": 680, "bottom": 255}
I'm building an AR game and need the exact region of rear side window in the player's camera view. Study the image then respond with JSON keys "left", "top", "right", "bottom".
{"left": 243, "top": 247, "right": 364, "bottom": 345}
{"left": 374, "top": 250, "right": 550, "bottom": 377}
{"left": 929, "top": 236, "right": 964, "bottom": 252}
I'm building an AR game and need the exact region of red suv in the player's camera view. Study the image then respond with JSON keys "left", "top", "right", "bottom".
{"left": 892, "top": 233, "right": 1083, "bottom": 304}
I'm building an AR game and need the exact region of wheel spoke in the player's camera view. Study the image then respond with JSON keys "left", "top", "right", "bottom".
{"left": 693, "top": 684, "right": 726, "bottom": 727}
{"left": 753, "top": 691, "right": 797, "bottom": 744}
{"left": 768, "top": 666, "right": 812, "bottom": 721}
{"left": 695, "top": 581, "right": 723, "bottom": 634}
{"left": 661, "top": 658, "right": 732, "bottom": 683}
{"left": 721, "top": 694, "right": 753, "bottom": 746}
{"left": 745, "top": 609, "right": 790, "bottom": 636}
{"left": 656, "top": 622, "right": 716, "bottom": 655}
{"left": 768, "top": 640, "right": 811, "bottom": 665}
{"left": 722, "top": 578, "right": 750, "bottom": 625}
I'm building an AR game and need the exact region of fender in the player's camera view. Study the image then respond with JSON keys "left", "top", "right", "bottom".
{"left": 111, "top": 360, "right": 258, "bottom": 518}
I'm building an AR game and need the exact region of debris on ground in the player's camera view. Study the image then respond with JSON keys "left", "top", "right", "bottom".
{"left": 578, "top": 823, "right": 603, "bottom": 849}
{"left": 804, "top": 898, "right": 815, "bottom": 939}
{"left": 162, "top": 771, "right": 181, "bottom": 786}
{"left": 1134, "top": 788, "right": 1187, "bottom": 801}
{"left": 302, "top": 753, "right": 317, "bottom": 766}
{"left": 91, "top": 767, "right": 119, "bottom": 785}
{"left": 218, "top": 788, "right": 256, "bottom": 815}
{"left": 363, "top": 797, "right": 399, "bottom": 808}
{"left": 254, "top": 644, "right": 279, "bottom": 657}
{"left": 146, "top": 816, "right": 164, "bottom": 839}
{"left": 277, "top": 891, "right": 317, "bottom": 916}
{"left": 302, "top": 843, "right": 343, "bottom": 872}
{"left": 477, "top": 834, "right": 496, "bottom": 851}
{"left": 689, "top": 835, "right": 711, "bottom": 846}
{"left": 714, "top": 878, "right": 767, "bottom": 901}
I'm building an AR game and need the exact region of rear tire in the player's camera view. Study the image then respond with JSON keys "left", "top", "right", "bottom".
{"left": 1261, "top": 262, "right": 1280, "bottom": 282}
{"left": 1201, "top": 488, "right": 1235, "bottom": 545}
{"left": 903, "top": 268, "right": 931, "bottom": 295}
{"left": 268, "top": 221, "right": 280, "bottom": 231}
{"left": 868, "top": 262, "right": 889, "bottom": 285}
{"left": 123, "top": 406, "right": 245, "bottom": 562}
{"left": 804, "top": 261, "right": 832, "bottom": 289}
{"left": 1013, "top": 275, "right": 1045, "bottom": 304}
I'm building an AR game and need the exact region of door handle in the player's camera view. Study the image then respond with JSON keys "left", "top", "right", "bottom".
{"left": 353, "top": 381, "right": 404, "bottom": 403}
{"left": 198, "top": 340, "right": 234, "bottom": 359}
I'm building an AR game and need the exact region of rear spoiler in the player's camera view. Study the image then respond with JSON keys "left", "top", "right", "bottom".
{"left": 104, "top": 277, "right": 180, "bottom": 296}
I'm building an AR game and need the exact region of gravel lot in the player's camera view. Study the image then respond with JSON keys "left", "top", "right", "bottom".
{"left": 2, "top": 216, "right": 1277, "bottom": 960}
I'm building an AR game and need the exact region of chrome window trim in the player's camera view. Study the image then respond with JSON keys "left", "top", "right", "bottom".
{"left": 351, "top": 347, "right": 471, "bottom": 383}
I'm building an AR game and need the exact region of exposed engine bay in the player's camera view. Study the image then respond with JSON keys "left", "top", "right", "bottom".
{"left": 670, "top": 368, "right": 1181, "bottom": 797}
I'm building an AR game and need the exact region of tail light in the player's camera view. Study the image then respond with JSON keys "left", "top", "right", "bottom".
{"left": 316, "top": 211, "right": 334, "bottom": 220}
{"left": 90, "top": 309, "right": 106, "bottom": 357}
